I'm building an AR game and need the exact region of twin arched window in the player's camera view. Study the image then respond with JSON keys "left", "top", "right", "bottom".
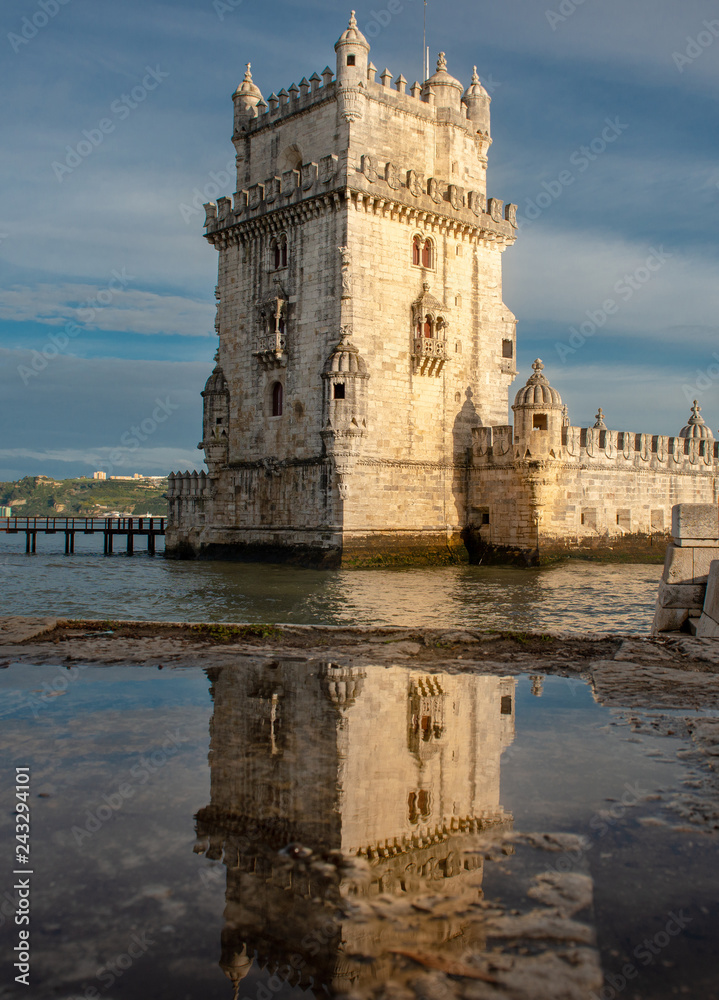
{"left": 412, "top": 235, "right": 434, "bottom": 269}
{"left": 416, "top": 314, "right": 445, "bottom": 339}
{"left": 271, "top": 234, "right": 288, "bottom": 270}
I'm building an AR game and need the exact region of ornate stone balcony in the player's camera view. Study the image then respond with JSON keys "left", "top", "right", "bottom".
{"left": 412, "top": 337, "right": 447, "bottom": 376}
{"left": 253, "top": 332, "right": 287, "bottom": 369}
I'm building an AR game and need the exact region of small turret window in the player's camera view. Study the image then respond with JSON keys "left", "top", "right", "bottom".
{"left": 533, "top": 414, "right": 548, "bottom": 430}
{"left": 271, "top": 382, "right": 283, "bottom": 416}
{"left": 347, "top": 54, "right": 356, "bottom": 66}
{"left": 333, "top": 383, "right": 345, "bottom": 400}
{"left": 502, "top": 339, "right": 514, "bottom": 358}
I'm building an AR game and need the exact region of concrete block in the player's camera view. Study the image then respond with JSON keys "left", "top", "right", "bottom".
{"left": 695, "top": 613, "right": 719, "bottom": 638}
{"left": 692, "top": 548, "right": 719, "bottom": 584}
{"left": 700, "top": 560, "right": 719, "bottom": 624}
{"left": 662, "top": 543, "right": 693, "bottom": 585}
{"left": 672, "top": 503, "right": 719, "bottom": 542}
{"left": 656, "top": 580, "right": 706, "bottom": 610}
{"left": 651, "top": 605, "right": 690, "bottom": 634}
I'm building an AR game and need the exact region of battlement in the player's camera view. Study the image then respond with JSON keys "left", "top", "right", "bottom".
{"left": 473, "top": 423, "right": 718, "bottom": 473}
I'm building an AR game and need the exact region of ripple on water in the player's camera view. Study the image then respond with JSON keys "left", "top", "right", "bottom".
{"left": 0, "top": 533, "right": 661, "bottom": 631}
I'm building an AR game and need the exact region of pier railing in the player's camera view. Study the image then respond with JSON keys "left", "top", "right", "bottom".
{"left": 0, "top": 516, "right": 166, "bottom": 555}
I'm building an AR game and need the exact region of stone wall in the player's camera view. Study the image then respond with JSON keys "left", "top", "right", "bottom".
{"left": 652, "top": 504, "right": 719, "bottom": 634}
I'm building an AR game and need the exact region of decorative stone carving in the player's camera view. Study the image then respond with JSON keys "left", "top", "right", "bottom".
{"left": 505, "top": 203, "right": 518, "bottom": 227}
{"left": 361, "top": 153, "right": 379, "bottom": 182}
{"left": 385, "top": 162, "right": 401, "bottom": 190}
{"left": 320, "top": 154, "right": 338, "bottom": 184}
{"left": 338, "top": 246, "right": 352, "bottom": 299}
{"left": 468, "top": 190, "right": 485, "bottom": 216}
{"left": 428, "top": 177, "right": 443, "bottom": 204}
{"left": 407, "top": 169, "right": 424, "bottom": 198}
{"left": 448, "top": 185, "right": 463, "bottom": 210}
{"left": 248, "top": 183, "right": 265, "bottom": 210}
{"left": 488, "top": 197, "right": 504, "bottom": 222}
{"left": 301, "top": 162, "right": 318, "bottom": 190}
{"left": 282, "top": 169, "right": 300, "bottom": 196}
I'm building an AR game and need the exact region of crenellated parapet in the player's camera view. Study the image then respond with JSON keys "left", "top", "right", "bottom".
{"left": 473, "top": 423, "right": 718, "bottom": 473}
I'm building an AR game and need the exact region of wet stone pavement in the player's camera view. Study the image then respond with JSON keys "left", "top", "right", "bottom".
{"left": 0, "top": 621, "right": 718, "bottom": 1000}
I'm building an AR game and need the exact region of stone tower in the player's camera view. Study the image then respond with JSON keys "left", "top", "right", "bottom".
{"left": 166, "top": 12, "right": 518, "bottom": 565}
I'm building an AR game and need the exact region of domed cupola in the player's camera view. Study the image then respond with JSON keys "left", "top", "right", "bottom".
{"left": 462, "top": 66, "right": 491, "bottom": 136}
{"left": 679, "top": 400, "right": 714, "bottom": 441}
{"left": 335, "top": 10, "right": 370, "bottom": 89}
{"left": 424, "top": 52, "right": 464, "bottom": 112}
{"left": 512, "top": 359, "right": 565, "bottom": 453}
{"left": 233, "top": 63, "right": 264, "bottom": 129}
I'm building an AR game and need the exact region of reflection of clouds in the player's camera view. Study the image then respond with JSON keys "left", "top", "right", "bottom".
{"left": 0, "top": 664, "right": 224, "bottom": 995}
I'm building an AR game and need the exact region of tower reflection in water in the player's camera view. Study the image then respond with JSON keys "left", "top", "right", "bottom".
{"left": 193, "top": 663, "right": 516, "bottom": 997}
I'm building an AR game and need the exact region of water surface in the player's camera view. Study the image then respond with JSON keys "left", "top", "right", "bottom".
{"left": 0, "top": 533, "right": 661, "bottom": 632}
{"left": 0, "top": 661, "right": 716, "bottom": 1000}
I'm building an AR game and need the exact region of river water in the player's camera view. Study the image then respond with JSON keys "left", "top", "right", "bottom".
{"left": 0, "top": 533, "right": 661, "bottom": 632}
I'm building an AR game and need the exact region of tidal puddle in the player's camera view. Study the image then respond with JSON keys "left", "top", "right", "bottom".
{"left": 0, "top": 662, "right": 716, "bottom": 1000}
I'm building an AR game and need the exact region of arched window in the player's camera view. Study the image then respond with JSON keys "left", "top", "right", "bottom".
{"left": 412, "top": 235, "right": 421, "bottom": 266}
{"left": 272, "top": 382, "right": 283, "bottom": 416}
{"left": 422, "top": 238, "right": 433, "bottom": 269}
{"left": 423, "top": 315, "right": 433, "bottom": 338}
{"left": 271, "top": 235, "right": 288, "bottom": 270}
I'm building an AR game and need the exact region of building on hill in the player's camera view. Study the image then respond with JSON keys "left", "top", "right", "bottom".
{"left": 166, "top": 12, "right": 717, "bottom": 566}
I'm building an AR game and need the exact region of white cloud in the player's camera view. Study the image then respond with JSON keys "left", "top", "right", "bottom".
{"left": 505, "top": 227, "right": 719, "bottom": 344}
{"left": 0, "top": 446, "right": 202, "bottom": 474}
{"left": 547, "top": 361, "right": 717, "bottom": 437}
{"left": 0, "top": 283, "right": 214, "bottom": 337}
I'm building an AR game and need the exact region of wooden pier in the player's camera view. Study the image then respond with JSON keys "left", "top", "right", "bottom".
{"left": 0, "top": 517, "right": 166, "bottom": 556}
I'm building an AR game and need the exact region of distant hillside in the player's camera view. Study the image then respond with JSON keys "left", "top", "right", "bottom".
{"left": 0, "top": 476, "right": 169, "bottom": 517}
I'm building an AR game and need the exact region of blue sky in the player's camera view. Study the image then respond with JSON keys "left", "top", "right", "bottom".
{"left": 1, "top": 0, "right": 718, "bottom": 479}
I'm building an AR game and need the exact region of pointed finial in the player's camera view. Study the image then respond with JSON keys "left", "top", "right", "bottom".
{"left": 472, "top": 65, "right": 480, "bottom": 84}
{"left": 244, "top": 62, "right": 252, "bottom": 80}
{"left": 593, "top": 408, "right": 606, "bottom": 429}
{"left": 349, "top": 10, "right": 357, "bottom": 28}
{"left": 437, "top": 52, "right": 447, "bottom": 72}
{"left": 532, "top": 358, "right": 544, "bottom": 373}
{"left": 690, "top": 399, "right": 702, "bottom": 422}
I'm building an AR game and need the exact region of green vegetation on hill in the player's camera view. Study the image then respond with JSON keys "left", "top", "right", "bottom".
{"left": 0, "top": 476, "right": 169, "bottom": 517}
